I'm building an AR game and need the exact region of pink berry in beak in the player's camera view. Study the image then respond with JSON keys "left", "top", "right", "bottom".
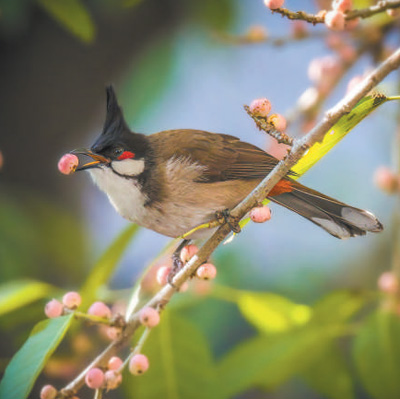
{"left": 58, "top": 153, "right": 79, "bottom": 175}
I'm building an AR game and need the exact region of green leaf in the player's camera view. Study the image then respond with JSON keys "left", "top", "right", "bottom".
{"left": 301, "top": 343, "right": 354, "bottom": 399}
{"left": 292, "top": 95, "right": 389, "bottom": 176}
{"left": 80, "top": 224, "right": 139, "bottom": 310}
{"left": 0, "top": 280, "right": 55, "bottom": 317}
{"left": 0, "top": 314, "right": 73, "bottom": 399}
{"left": 236, "top": 291, "right": 312, "bottom": 333}
{"left": 311, "top": 290, "right": 372, "bottom": 325}
{"left": 36, "top": 0, "right": 96, "bottom": 43}
{"left": 124, "top": 311, "right": 219, "bottom": 399}
{"left": 217, "top": 325, "right": 341, "bottom": 398}
{"left": 353, "top": 311, "right": 400, "bottom": 399}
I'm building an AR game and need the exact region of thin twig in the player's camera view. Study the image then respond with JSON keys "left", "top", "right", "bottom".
{"left": 272, "top": 0, "right": 400, "bottom": 24}
{"left": 244, "top": 105, "right": 294, "bottom": 146}
{"left": 58, "top": 46, "right": 400, "bottom": 399}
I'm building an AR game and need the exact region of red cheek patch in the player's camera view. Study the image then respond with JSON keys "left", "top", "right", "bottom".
{"left": 118, "top": 151, "right": 135, "bottom": 160}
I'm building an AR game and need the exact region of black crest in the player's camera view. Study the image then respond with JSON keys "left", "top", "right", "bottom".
{"left": 91, "top": 86, "right": 132, "bottom": 153}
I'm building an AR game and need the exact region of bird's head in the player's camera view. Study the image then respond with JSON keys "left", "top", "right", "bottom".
{"left": 73, "top": 86, "right": 150, "bottom": 178}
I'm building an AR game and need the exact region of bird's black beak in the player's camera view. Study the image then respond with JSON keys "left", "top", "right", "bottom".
{"left": 71, "top": 148, "right": 110, "bottom": 171}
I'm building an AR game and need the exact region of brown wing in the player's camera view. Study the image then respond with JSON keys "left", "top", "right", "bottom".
{"left": 149, "top": 129, "right": 288, "bottom": 182}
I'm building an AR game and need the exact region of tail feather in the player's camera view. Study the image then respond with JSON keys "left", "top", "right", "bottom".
{"left": 269, "top": 181, "right": 383, "bottom": 239}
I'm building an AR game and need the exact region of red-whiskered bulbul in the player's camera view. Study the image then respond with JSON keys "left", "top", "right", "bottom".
{"left": 72, "top": 86, "right": 383, "bottom": 240}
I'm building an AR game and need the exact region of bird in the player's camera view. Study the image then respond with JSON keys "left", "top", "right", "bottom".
{"left": 72, "top": 86, "right": 383, "bottom": 241}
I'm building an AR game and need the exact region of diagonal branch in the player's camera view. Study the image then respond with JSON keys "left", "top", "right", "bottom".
{"left": 59, "top": 46, "right": 400, "bottom": 398}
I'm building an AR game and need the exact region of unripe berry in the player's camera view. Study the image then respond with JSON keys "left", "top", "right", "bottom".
{"left": 373, "top": 166, "right": 398, "bottom": 194}
{"left": 332, "top": 0, "right": 352, "bottom": 12}
{"left": 249, "top": 98, "right": 272, "bottom": 118}
{"left": 264, "top": 0, "right": 284, "bottom": 9}
{"left": 0, "top": 150, "right": 3, "bottom": 171}
{"left": 325, "top": 10, "right": 345, "bottom": 31}
{"left": 250, "top": 205, "right": 272, "bottom": 223}
{"left": 378, "top": 272, "right": 399, "bottom": 294}
{"left": 40, "top": 384, "right": 57, "bottom": 399}
{"left": 291, "top": 21, "right": 307, "bottom": 39}
{"left": 156, "top": 265, "right": 172, "bottom": 286}
{"left": 247, "top": 25, "right": 267, "bottom": 42}
{"left": 58, "top": 153, "right": 79, "bottom": 175}
{"left": 105, "top": 370, "right": 122, "bottom": 390}
{"left": 268, "top": 113, "right": 287, "bottom": 132}
{"left": 308, "top": 56, "right": 341, "bottom": 84}
{"left": 139, "top": 307, "right": 160, "bottom": 328}
{"left": 108, "top": 356, "right": 123, "bottom": 371}
{"left": 45, "top": 299, "right": 63, "bottom": 318}
{"left": 338, "top": 44, "right": 356, "bottom": 62}
{"left": 180, "top": 244, "right": 199, "bottom": 263}
{"left": 129, "top": 354, "right": 149, "bottom": 375}
{"left": 62, "top": 291, "right": 82, "bottom": 309}
{"left": 88, "top": 301, "right": 112, "bottom": 319}
{"left": 85, "top": 368, "right": 105, "bottom": 389}
{"left": 196, "top": 263, "right": 217, "bottom": 280}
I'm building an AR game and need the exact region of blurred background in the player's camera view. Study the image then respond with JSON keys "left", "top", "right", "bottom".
{"left": 0, "top": 0, "right": 398, "bottom": 398}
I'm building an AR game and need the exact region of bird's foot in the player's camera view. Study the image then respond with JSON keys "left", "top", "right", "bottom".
{"left": 215, "top": 209, "right": 241, "bottom": 234}
{"left": 168, "top": 239, "right": 191, "bottom": 288}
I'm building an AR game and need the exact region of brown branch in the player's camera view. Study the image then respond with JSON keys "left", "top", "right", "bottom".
{"left": 272, "top": 0, "right": 400, "bottom": 24}
{"left": 58, "top": 46, "right": 400, "bottom": 399}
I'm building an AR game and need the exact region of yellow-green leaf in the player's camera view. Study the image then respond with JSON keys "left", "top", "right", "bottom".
{"left": 237, "top": 291, "right": 312, "bottom": 333}
{"left": 37, "top": 0, "right": 96, "bottom": 43}
{"left": 0, "top": 280, "right": 55, "bottom": 317}
{"left": 292, "top": 94, "right": 388, "bottom": 176}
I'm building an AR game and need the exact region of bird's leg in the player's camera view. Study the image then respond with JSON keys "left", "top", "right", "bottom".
{"left": 215, "top": 209, "right": 241, "bottom": 233}
{"left": 168, "top": 239, "right": 191, "bottom": 286}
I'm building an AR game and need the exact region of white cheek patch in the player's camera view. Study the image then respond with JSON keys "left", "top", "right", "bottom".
{"left": 111, "top": 159, "right": 145, "bottom": 177}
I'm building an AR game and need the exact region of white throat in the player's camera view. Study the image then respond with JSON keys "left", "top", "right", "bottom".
{"left": 89, "top": 166, "right": 148, "bottom": 223}
{"left": 111, "top": 159, "right": 145, "bottom": 176}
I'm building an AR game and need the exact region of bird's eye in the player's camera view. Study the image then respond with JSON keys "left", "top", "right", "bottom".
{"left": 113, "top": 147, "right": 124, "bottom": 157}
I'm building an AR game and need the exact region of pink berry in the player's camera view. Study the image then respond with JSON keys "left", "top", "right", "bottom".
{"left": 58, "top": 153, "right": 79, "bottom": 175}
{"left": 88, "top": 301, "right": 112, "bottom": 319}
{"left": 105, "top": 370, "right": 122, "bottom": 390}
{"left": 250, "top": 205, "right": 272, "bottom": 223}
{"left": 139, "top": 307, "right": 160, "bottom": 328}
{"left": 180, "top": 244, "right": 199, "bottom": 263}
{"left": 338, "top": 44, "right": 356, "bottom": 62}
{"left": 179, "top": 281, "right": 189, "bottom": 292}
{"left": 62, "top": 291, "right": 82, "bottom": 309}
{"left": 332, "top": 0, "right": 352, "bottom": 12}
{"left": 249, "top": 98, "right": 272, "bottom": 118}
{"left": 40, "top": 384, "right": 57, "bottom": 399}
{"left": 308, "top": 56, "right": 341, "bottom": 84}
{"left": 45, "top": 299, "right": 63, "bottom": 318}
{"left": 129, "top": 354, "right": 149, "bottom": 375}
{"left": 378, "top": 272, "right": 399, "bottom": 294}
{"left": 291, "top": 21, "right": 307, "bottom": 39}
{"left": 268, "top": 113, "right": 287, "bottom": 132}
{"left": 108, "top": 356, "right": 123, "bottom": 371}
{"left": 85, "top": 368, "right": 105, "bottom": 389}
{"left": 345, "top": 17, "right": 359, "bottom": 30}
{"left": 325, "top": 10, "right": 345, "bottom": 31}
{"left": 105, "top": 326, "right": 121, "bottom": 340}
{"left": 264, "top": 0, "right": 284, "bottom": 10}
{"left": 156, "top": 265, "right": 172, "bottom": 286}
{"left": 373, "top": 166, "right": 398, "bottom": 194}
{"left": 196, "top": 263, "right": 217, "bottom": 280}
